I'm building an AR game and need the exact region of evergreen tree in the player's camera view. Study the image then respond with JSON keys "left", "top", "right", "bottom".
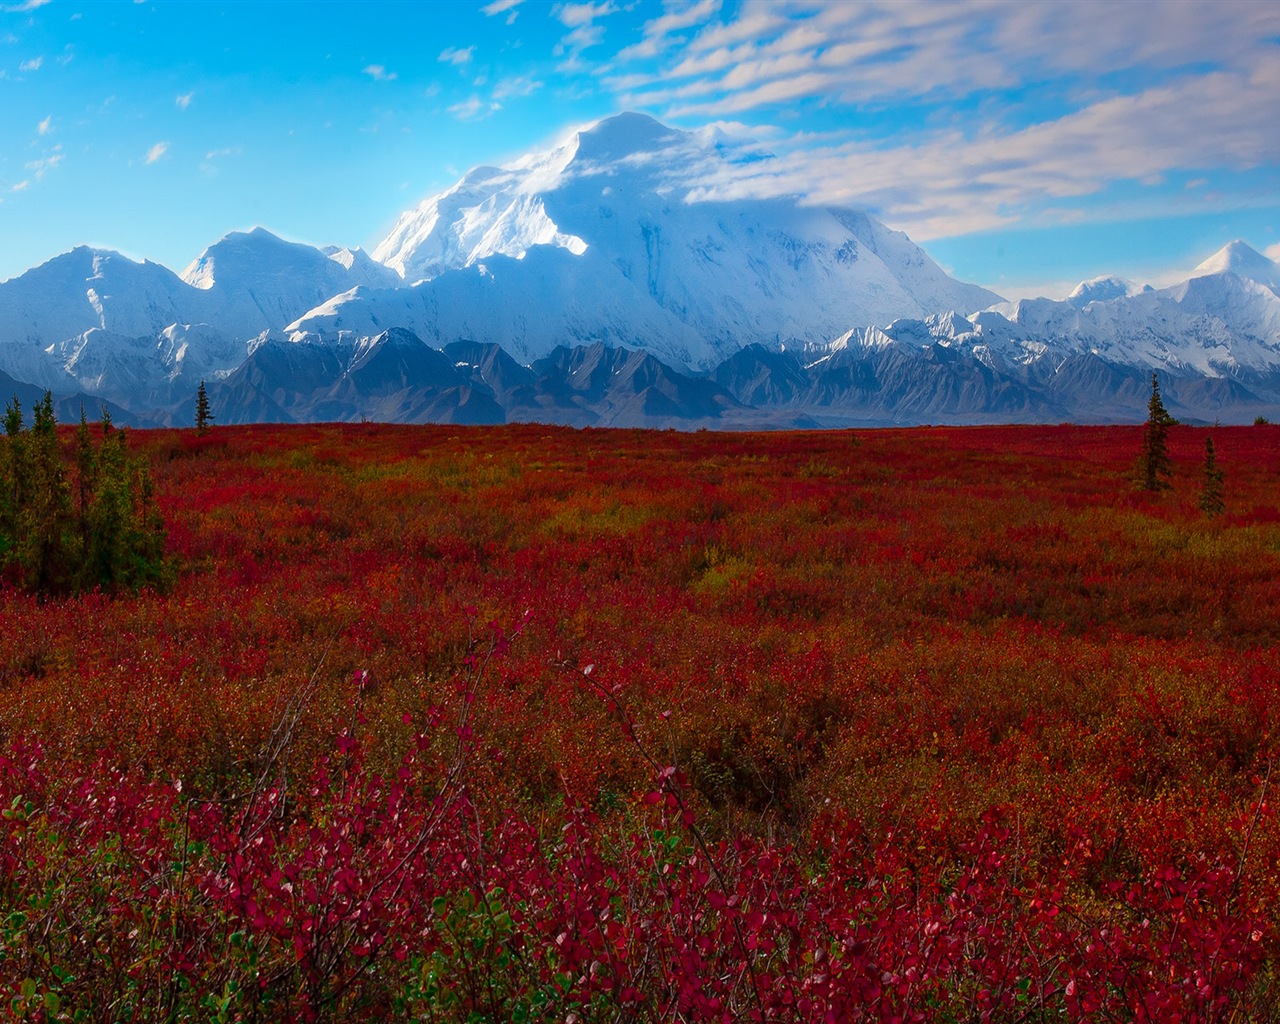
{"left": 1137, "top": 372, "right": 1175, "bottom": 491}
{"left": 1147, "top": 373, "right": 1177, "bottom": 427}
{"left": 195, "top": 379, "right": 214, "bottom": 435}
{"left": 1199, "top": 435, "right": 1225, "bottom": 517}
{"left": 77, "top": 417, "right": 167, "bottom": 592}
{"left": 17, "top": 392, "right": 75, "bottom": 593}
{"left": 0, "top": 397, "right": 17, "bottom": 562}
{"left": 75, "top": 406, "right": 97, "bottom": 550}
{"left": 0, "top": 397, "right": 168, "bottom": 595}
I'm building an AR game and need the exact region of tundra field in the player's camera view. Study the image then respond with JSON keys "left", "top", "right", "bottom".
{"left": 2, "top": 421, "right": 1280, "bottom": 1022}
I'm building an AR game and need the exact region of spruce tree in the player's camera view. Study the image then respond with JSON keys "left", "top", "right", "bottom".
{"left": 78, "top": 417, "right": 167, "bottom": 591}
{"left": 16, "top": 392, "right": 75, "bottom": 593}
{"left": 0, "top": 397, "right": 17, "bottom": 563}
{"left": 0, "top": 398, "right": 168, "bottom": 595}
{"left": 75, "top": 406, "right": 97, "bottom": 550}
{"left": 1199, "top": 435, "right": 1225, "bottom": 517}
{"left": 195, "top": 379, "right": 214, "bottom": 435}
{"left": 1137, "top": 372, "right": 1175, "bottom": 491}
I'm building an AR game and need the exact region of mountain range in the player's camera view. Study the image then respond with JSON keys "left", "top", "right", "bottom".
{"left": 2, "top": 112, "right": 1279, "bottom": 428}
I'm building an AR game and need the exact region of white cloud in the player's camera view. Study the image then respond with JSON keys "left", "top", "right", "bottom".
{"left": 552, "top": 0, "right": 619, "bottom": 61}
{"left": 448, "top": 95, "right": 500, "bottom": 121}
{"left": 617, "top": 0, "right": 721, "bottom": 61}
{"left": 672, "top": 58, "right": 1280, "bottom": 241}
{"left": 481, "top": 0, "right": 521, "bottom": 13}
{"left": 176, "top": 92, "right": 193, "bottom": 109}
{"left": 18, "top": 56, "right": 41, "bottom": 72}
{"left": 615, "top": 0, "right": 1280, "bottom": 113}
{"left": 439, "top": 45, "right": 475, "bottom": 66}
{"left": 25, "top": 151, "right": 61, "bottom": 179}
{"left": 551, "top": 43, "right": 1270, "bottom": 251}
{"left": 492, "top": 74, "right": 541, "bottom": 100}
{"left": 10, "top": 180, "right": 29, "bottom": 192}
{"left": 200, "top": 145, "right": 243, "bottom": 173}
{"left": 1267, "top": 243, "right": 1280, "bottom": 263}
{"left": 554, "top": 1, "right": 617, "bottom": 28}
{"left": 555, "top": 23, "right": 605, "bottom": 56}
{"left": 362, "top": 64, "right": 397, "bottom": 81}
{"left": 145, "top": 141, "right": 169, "bottom": 164}
{"left": 36, "top": 114, "right": 50, "bottom": 135}
{"left": 569, "top": 0, "right": 1280, "bottom": 242}
{"left": 3, "top": 0, "right": 52, "bottom": 11}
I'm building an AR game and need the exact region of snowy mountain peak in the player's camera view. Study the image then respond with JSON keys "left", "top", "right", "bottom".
{"left": 182, "top": 227, "right": 313, "bottom": 289}
{"left": 1068, "top": 275, "right": 1147, "bottom": 307}
{"left": 359, "top": 112, "right": 1003, "bottom": 367}
{"left": 1193, "top": 240, "right": 1280, "bottom": 292}
{"left": 571, "top": 111, "right": 683, "bottom": 164}
{"left": 372, "top": 113, "right": 750, "bottom": 285}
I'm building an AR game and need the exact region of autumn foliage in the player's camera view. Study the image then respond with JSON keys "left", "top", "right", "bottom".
{"left": 0, "top": 420, "right": 1278, "bottom": 1021}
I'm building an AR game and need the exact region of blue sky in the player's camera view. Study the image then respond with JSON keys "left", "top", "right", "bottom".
{"left": 2, "top": 0, "right": 1278, "bottom": 299}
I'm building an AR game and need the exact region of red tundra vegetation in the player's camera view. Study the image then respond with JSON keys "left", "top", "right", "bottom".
{"left": 0, "top": 420, "right": 1278, "bottom": 1021}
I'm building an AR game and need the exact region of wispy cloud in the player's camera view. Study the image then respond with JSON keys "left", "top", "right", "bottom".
{"left": 1266, "top": 243, "right": 1280, "bottom": 263}
{"left": 492, "top": 74, "right": 542, "bottom": 100}
{"left": 566, "top": 0, "right": 1280, "bottom": 241}
{"left": 176, "top": 92, "right": 193, "bottom": 109}
{"left": 667, "top": 56, "right": 1280, "bottom": 241}
{"left": 18, "top": 55, "right": 41, "bottom": 72}
{"left": 26, "top": 151, "right": 61, "bottom": 179}
{"left": 200, "top": 145, "right": 243, "bottom": 173}
{"left": 448, "top": 95, "right": 500, "bottom": 121}
{"left": 552, "top": 0, "right": 619, "bottom": 64}
{"left": 439, "top": 45, "right": 474, "bottom": 66}
{"left": 10, "top": 180, "right": 29, "bottom": 193}
{"left": 482, "top": 0, "right": 522, "bottom": 22}
{"left": 554, "top": 1, "right": 618, "bottom": 28}
{"left": 616, "top": 0, "right": 1280, "bottom": 115}
{"left": 36, "top": 114, "right": 51, "bottom": 135}
{"left": 617, "top": 0, "right": 722, "bottom": 61}
{"left": 3, "top": 0, "right": 52, "bottom": 12}
{"left": 362, "top": 64, "right": 397, "bottom": 81}
{"left": 145, "top": 141, "right": 169, "bottom": 165}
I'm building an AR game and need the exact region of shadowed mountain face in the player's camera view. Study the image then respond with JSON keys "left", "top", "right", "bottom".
{"left": 184, "top": 329, "right": 1280, "bottom": 431}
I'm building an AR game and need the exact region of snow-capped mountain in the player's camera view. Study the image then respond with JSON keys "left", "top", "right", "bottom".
{"left": 1191, "top": 239, "right": 1280, "bottom": 292}
{"left": 0, "top": 111, "right": 1278, "bottom": 427}
{"left": 181, "top": 228, "right": 402, "bottom": 337}
{"left": 306, "top": 112, "right": 1002, "bottom": 370}
{"left": 0, "top": 228, "right": 403, "bottom": 409}
{"left": 1067, "top": 276, "right": 1151, "bottom": 307}
{"left": 908, "top": 240, "right": 1280, "bottom": 379}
